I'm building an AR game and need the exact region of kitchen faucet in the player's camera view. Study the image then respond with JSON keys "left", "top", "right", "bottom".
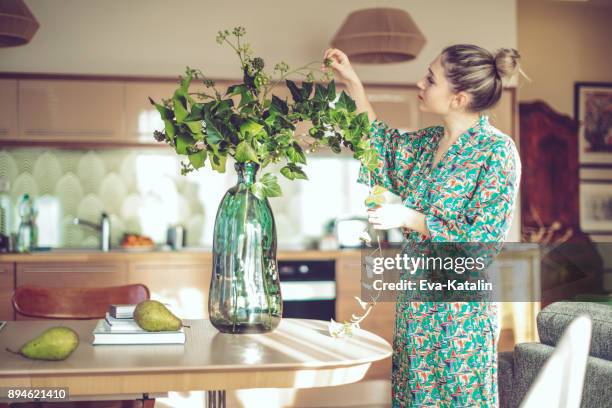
{"left": 73, "top": 212, "right": 111, "bottom": 252}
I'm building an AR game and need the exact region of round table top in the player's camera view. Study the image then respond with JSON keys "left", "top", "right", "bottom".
{"left": 0, "top": 318, "right": 392, "bottom": 390}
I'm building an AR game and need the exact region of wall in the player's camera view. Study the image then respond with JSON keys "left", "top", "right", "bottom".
{"left": 0, "top": 148, "right": 369, "bottom": 248}
{"left": 517, "top": 0, "right": 612, "bottom": 116}
{"left": 0, "top": 0, "right": 516, "bottom": 83}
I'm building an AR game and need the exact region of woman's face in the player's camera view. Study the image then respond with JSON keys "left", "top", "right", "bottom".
{"left": 416, "top": 54, "right": 457, "bottom": 115}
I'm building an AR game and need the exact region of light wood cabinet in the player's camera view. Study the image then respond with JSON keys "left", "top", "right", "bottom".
{"left": 336, "top": 252, "right": 394, "bottom": 380}
{"left": 0, "top": 263, "right": 15, "bottom": 320}
{"left": 18, "top": 79, "right": 125, "bottom": 142}
{"left": 0, "top": 80, "right": 18, "bottom": 139}
{"left": 126, "top": 257, "right": 212, "bottom": 319}
{"left": 125, "top": 82, "right": 179, "bottom": 143}
{"left": 16, "top": 261, "right": 127, "bottom": 288}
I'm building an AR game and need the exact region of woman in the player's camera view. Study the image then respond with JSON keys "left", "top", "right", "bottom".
{"left": 323, "top": 45, "right": 522, "bottom": 407}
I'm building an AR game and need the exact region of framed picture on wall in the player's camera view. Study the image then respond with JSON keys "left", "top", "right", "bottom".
{"left": 579, "top": 168, "right": 612, "bottom": 233}
{"left": 575, "top": 82, "right": 612, "bottom": 164}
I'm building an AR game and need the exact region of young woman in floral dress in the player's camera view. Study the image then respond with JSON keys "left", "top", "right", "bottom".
{"left": 324, "top": 45, "right": 523, "bottom": 407}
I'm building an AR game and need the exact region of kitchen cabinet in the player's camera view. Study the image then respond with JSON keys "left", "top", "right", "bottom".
{"left": 336, "top": 252, "right": 394, "bottom": 380}
{"left": 0, "top": 79, "right": 18, "bottom": 140}
{"left": 18, "top": 79, "right": 125, "bottom": 142}
{"left": 126, "top": 258, "right": 212, "bottom": 319}
{"left": 0, "top": 263, "right": 15, "bottom": 320}
{"left": 125, "top": 81, "right": 185, "bottom": 143}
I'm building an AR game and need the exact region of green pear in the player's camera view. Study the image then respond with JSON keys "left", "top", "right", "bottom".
{"left": 134, "top": 300, "right": 182, "bottom": 332}
{"left": 7, "top": 327, "right": 79, "bottom": 361}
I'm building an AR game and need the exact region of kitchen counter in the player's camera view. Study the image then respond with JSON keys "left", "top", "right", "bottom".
{"left": 0, "top": 248, "right": 362, "bottom": 263}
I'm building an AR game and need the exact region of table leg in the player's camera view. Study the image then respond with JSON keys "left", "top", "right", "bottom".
{"left": 206, "top": 390, "right": 226, "bottom": 408}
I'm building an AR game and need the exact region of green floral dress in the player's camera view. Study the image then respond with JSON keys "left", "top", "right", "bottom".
{"left": 357, "top": 115, "right": 521, "bottom": 407}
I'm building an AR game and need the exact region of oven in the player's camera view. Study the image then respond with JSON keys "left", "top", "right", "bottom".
{"left": 278, "top": 260, "right": 336, "bottom": 320}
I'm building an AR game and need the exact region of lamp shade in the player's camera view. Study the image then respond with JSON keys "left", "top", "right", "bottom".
{"left": 331, "top": 8, "right": 426, "bottom": 64}
{"left": 0, "top": 0, "right": 39, "bottom": 47}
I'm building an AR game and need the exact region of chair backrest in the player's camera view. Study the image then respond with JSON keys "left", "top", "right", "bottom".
{"left": 12, "top": 284, "right": 150, "bottom": 319}
{"left": 520, "top": 315, "right": 592, "bottom": 408}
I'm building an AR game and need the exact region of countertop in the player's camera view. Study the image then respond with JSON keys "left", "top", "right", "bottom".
{"left": 0, "top": 248, "right": 362, "bottom": 263}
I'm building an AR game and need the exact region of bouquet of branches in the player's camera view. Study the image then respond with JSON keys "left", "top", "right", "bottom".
{"left": 149, "top": 26, "right": 379, "bottom": 199}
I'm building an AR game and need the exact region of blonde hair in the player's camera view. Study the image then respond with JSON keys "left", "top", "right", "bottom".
{"left": 441, "top": 44, "right": 523, "bottom": 112}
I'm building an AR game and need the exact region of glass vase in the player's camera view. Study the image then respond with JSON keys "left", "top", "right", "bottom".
{"left": 208, "top": 162, "right": 282, "bottom": 333}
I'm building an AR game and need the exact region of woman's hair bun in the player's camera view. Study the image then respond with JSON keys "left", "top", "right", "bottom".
{"left": 494, "top": 48, "right": 521, "bottom": 80}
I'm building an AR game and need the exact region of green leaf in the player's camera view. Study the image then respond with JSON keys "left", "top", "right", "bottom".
{"left": 185, "top": 120, "right": 202, "bottom": 134}
{"left": 286, "top": 142, "right": 307, "bottom": 164}
{"left": 314, "top": 83, "right": 326, "bottom": 101}
{"left": 173, "top": 95, "right": 189, "bottom": 123}
{"left": 235, "top": 141, "right": 259, "bottom": 163}
{"left": 240, "top": 120, "right": 264, "bottom": 138}
{"left": 327, "top": 80, "right": 336, "bottom": 101}
{"left": 361, "top": 149, "right": 379, "bottom": 171}
{"left": 286, "top": 80, "right": 302, "bottom": 102}
{"left": 251, "top": 173, "right": 282, "bottom": 200}
{"left": 149, "top": 97, "right": 173, "bottom": 120}
{"left": 271, "top": 95, "right": 289, "bottom": 115}
{"left": 164, "top": 120, "right": 176, "bottom": 138}
{"left": 209, "top": 143, "right": 227, "bottom": 173}
{"left": 301, "top": 82, "right": 313, "bottom": 100}
{"left": 176, "top": 133, "right": 194, "bottom": 155}
{"left": 335, "top": 91, "right": 356, "bottom": 113}
{"left": 204, "top": 113, "right": 224, "bottom": 144}
{"left": 280, "top": 163, "right": 308, "bottom": 180}
{"left": 188, "top": 150, "right": 207, "bottom": 169}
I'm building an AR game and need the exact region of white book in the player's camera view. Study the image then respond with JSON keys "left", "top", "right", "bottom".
{"left": 92, "top": 320, "right": 186, "bottom": 345}
{"left": 108, "top": 304, "right": 137, "bottom": 319}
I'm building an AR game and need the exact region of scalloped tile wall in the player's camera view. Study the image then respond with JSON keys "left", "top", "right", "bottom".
{"left": 0, "top": 148, "right": 370, "bottom": 248}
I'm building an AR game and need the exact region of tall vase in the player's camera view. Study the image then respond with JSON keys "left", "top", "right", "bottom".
{"left": 208, "top": 162, "right": 282, "bottom": 334}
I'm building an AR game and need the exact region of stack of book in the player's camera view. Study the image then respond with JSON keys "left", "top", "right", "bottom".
{"left": 93, "top": 304, "right": 186, "bottom": 345}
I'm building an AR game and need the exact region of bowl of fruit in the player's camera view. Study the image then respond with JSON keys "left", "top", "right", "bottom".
{"left": 120, "top": 233, "right": 155, "bottom": 251}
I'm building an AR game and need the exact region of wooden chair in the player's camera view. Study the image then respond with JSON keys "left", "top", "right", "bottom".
{"left": 10, "top": 284, "right": 155, "bottom": 408}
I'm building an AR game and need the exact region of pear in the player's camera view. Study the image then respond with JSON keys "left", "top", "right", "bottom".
{"left": 7, "top": 326, "right": 79, "bottom": 361}
{"left": 134, "top": 300, "right": 182, "bottom": 332}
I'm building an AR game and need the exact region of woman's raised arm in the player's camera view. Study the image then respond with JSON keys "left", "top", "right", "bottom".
{"left": 323, "top": 48, "right": 376, "bottom": 122}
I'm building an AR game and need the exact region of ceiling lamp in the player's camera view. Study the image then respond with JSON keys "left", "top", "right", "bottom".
{"left": 331, "top": 8, "right": 426, "bottom": 64}
{"left": 0, "top": 0, "right": 40, "bottom": 47}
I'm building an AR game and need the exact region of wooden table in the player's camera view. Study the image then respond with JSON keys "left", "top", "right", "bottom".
{"left": 0, "top": 319, "right": 392, "bottom": 407}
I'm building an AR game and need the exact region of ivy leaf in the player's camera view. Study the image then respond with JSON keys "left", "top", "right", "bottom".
{"left": 301, "top": 82, "right": 313, "bottom": 100}
{"left": 314, "top": 83, "right": 326, "bottom": 101}
{"left": 360, "top": 149, "right": 379, "bottom": 171}
{"left": 188, "top": 150, "right": 207, "bottom": 169}
{"left": 149, "top": 97, "right": 173, "bottom": 120}
{"left": 280, "top": 163, "right": 308, "bottom": 180}
{"left": 327, "top": 80, "right": 336, "bottom": 101}
{"left": 286, "top": 142, "right": 307, "bottom": 165}
{"left": 271, "top": 95, "right": 289, "bottom": 115}
{"left": 251, "top": 173, "right": 282, "bottom": 199}
{"left": 173, "top": 94, "right": 189, "bottom": 123}
{"left": 164, "top": 120, "right": 177, "bottom": 138}
{"left": 209, "top": 143, "right": 227, "bottom": 173}
{"left": 335, "top": 91, "right": 356, "bottom": 113}
{"left": 240, "top": 120, "right": 264, "bottom": 139}
{"left": 185, "top": 120, "right": 202, "bottom": 134}
{"left": 204, "top": 113, "right": 224, "bottom": 144}
{"left": 286, "top": 80, "right": 303, "bottom": 103}
{"left": 176, "top": 133, "right": 194, "bottom": 155}
{"left": 235, "top": 141, "right": 259, "bottom": 163}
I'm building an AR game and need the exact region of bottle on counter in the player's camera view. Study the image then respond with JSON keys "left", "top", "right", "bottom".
{"left": 16, "top": 193, "right": 37, "bottom": 253}
{"left": 0, "top": 178, "right": 11, "bottom": 252}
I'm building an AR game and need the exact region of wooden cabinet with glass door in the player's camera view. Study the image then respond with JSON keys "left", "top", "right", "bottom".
{"left": 18, "top": 79, "right": 125, "bottom": 143}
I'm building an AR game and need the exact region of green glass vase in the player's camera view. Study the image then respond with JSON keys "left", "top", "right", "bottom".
{"left": 208, "top": 162, "right": 282, "bottom": 333}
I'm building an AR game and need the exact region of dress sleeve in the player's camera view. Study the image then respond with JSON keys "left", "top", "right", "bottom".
{"left": 356, "top": 119, "right": 425, "bottom": 196}
{"left": 425, "top": 139, "right": 521, "bottom": 243}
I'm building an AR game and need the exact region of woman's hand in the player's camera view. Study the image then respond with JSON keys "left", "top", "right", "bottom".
{"left": 367, "top": 204, "right": 413, "bottom": 230}
{"left": 368, "top": 204, "right": 430, "bottom": 236}
{"left": 322, "top": 48, "right": 360, "bottom": 88}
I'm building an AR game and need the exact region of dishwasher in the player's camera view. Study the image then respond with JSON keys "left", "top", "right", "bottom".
{"left": 278, "top": 260, "right": 336, "bottom": 320}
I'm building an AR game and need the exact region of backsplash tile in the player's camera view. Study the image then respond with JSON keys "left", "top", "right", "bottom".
{"left": 0, "top": 148, "right": 370, "bottom": 248}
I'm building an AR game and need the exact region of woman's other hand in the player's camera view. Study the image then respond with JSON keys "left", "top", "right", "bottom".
{"left": 367, "top": 204, "right": 413, "bottom": 230}
{"left": 323, "top": 48, "right": 360, "bottom": 88}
